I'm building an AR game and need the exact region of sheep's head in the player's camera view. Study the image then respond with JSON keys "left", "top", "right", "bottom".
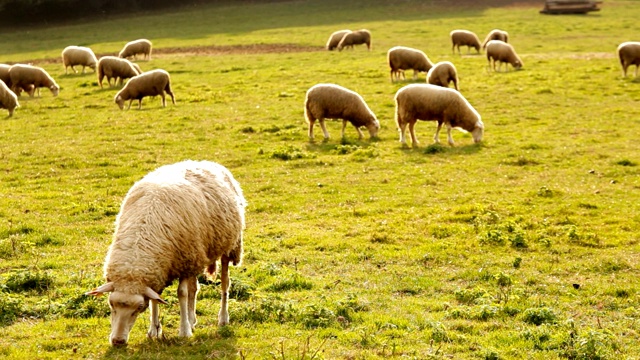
{"left": 86, "top": 282, "right": 167, "bottom": 346}
{"left": 115, "top": 95, "right": 125, "bottom": 110}
{"left": 472, "top": 120, "right": 484, "bottom": 143}
{"left": 50, "top": 85, "right": 59, "bottom": 97}
{"left": 513, "top": 59, "right": 523, "bottom": 70}
{"left": 366, "top": 117, "right": 380, "bottom": 138}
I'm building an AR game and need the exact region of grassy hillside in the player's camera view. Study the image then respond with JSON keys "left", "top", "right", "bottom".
{"left": 0, "top": 0, "right": 639, "bottom": 358}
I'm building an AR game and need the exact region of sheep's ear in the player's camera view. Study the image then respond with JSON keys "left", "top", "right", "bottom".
{"left": 85, "top": 282, "right": 115, "bottom": 296}
{"left": 144, "top": 287, "right": 168, "bottom": 305}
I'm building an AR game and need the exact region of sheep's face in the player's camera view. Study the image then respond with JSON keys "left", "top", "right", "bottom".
{"left": 513, "top": 59, "right": 523, "bottom": 70}
{"left": 115, "top": 95, "right": 125, "bottom": 110}
{"left": 108, "top": 291, "right": 148, "bottom": 346}
{"left": 366, "top": 118, "right": 380, "bottom": 138}
{"left": 472, "top": 121, "right": 484, "bottom": 143}
{"left": 50, "top": 85, "right": 59, "bottom": 97}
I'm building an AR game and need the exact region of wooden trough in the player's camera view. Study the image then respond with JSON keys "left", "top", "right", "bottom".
{"left": 540, "top": 0, "right": 602, "bottom": 14}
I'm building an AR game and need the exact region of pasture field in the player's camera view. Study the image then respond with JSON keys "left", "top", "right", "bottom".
{"left": 0, "top": 0, "right": 639, "bottom": 358}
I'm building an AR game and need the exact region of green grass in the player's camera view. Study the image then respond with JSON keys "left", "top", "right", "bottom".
{"left": 1, "top": 0, "right": 639, "bottom": 358}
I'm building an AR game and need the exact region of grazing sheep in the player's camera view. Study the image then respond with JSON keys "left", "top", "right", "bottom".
{"left": 427, "top": 61, "right": 459, "bottom": 91}
{"left": 118, "top": 39, "right": 152, "bottom": 60}
{"left": 486, "top": 40, "right": 523, "bottom": 72}
{"left": 387, "top": 46, "right": 434, "bottom": 82}
{"left": 61, "top": 46, "right": 98, "bottom": 74}
{"left": 617, "top": 41, "right": 640, "bottom": 77}
{"left": 450, "top": 30, "right": 481, "bottom": 54}
{"left": 0, "top": 64, "right": 34, "bottom": 97}
{"left": 86, "top": 160, "right": 246, "bottom": 346}
{"left": 0, "top": 79, "right": 19, "bottom": 117}
{"left": 326, "top": 29, "right": 351, "bottom": 51}
{"left": 114, "top": 69, "right": 175, "bottom": 110}
{"left": 394, "top": 84, "right": 484, "bottom": 147}
{"left": 8, "top": 64, "right": 59, "bottom": 97}
{"left": 337, "top": 29, "right": 371, "bottom": 51}
{"left": 97, "top": 56, "right": 141, "bottom": 88}
{"left": 482, "top": 29, "right": 509, "bottom": 50}
{"left": 304, "top": 83, "right": 379, "bottom": 141}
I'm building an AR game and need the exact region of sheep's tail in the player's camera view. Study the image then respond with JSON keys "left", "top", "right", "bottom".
{"left": 97, "top": 62, "right": 104, "bottom": 88}
{"left": 303, "top": 98, "right": 312, "bottom": 124}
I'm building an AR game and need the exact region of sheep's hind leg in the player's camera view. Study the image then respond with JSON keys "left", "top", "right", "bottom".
{"left": 177, "top": 277, "right": 195, "bottom": 337}
{"left": 147, "top": 299, "right": 162, "bottom": 339}
{"left": 187, "top": 277, "right": 199, "bottom": 331}
{"left": 308, "top": 119, "right": 316, "bottom": 141}
{"left": 434, "top": 121, "right": 443, "bottom": 144}
{"left": 218, "top": 256, "right": 231, "bottom": 326}
{"left": 408, "top": 121, "right": 419, "bottom": 147}
{"left": 318, "top": 118, "right": 330, "bottom": 141}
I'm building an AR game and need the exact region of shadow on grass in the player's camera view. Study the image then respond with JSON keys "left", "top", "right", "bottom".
{"left": 400, "top": 141, "right": 485, "bottom": 156}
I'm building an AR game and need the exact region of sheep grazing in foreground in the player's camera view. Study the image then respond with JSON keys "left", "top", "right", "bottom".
{"left": 118, "top": 39, "right": 152, "bottom": 60}
{"left": 486, "top": 40, "right": 523, "bottom": 72}
{"left": 61, "top": 46, "right": 98, "bottom": 74}
{"left": 617, "top": 41, "right": 640, "bottom": 77}
{"left": 114, "top": 69, "right": 175, "bottom": 110}
{"left": 0, "top": 64, "right": 34, "bottom": 97}
{"left": 97, "top": 56, "right": 141, "bottom": 88}
{"left": 394, "top": 84, "right": 484, "bottom": 147}
{"left": 304, "top": 83, "right": 379, "bottom": 141}
{"left": 86, "top": 160, "right": 246, "bottom": 346}
{"left": 482, "top": 29, "right": 509, "bottom": 50}
{"left": 387, "top": 46, "right": 434, "bottom": 82}
{"left": 337, "top": 29, "right": 371, "bottom": 51}
{"left": 0, "top": 79, "right": 19, "bottom": 117}
{"left": 8, "top": 64, "right": 59, "bottom": 97}
{"left": 326, "top": 29, "right": 351, "bottom": 51}
{"left": 427, "top": 61, "right": 459, "bottom": 91}
{"left": 450, "top": 30, "right": 481, "bottom": 54}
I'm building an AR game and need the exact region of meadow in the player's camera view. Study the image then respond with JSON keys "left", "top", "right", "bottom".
{"left": 0, "top": 0, "right": 639, "bottom": 358}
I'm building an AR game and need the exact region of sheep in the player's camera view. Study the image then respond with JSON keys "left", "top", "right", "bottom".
{"left": 481, "top": 29, "right": 509, "bottom": 50}
{"left": 326, "top": 29, "right": 351, "bottom": 51}
{"left": 0, "top": 64, "right": 34, "bottom": 97}
{"left": 617, "top": 41, "right": 640, "bottom": 77}
{"left": 394, "top": 83, "right": 484, "bottom": 147}
{"left": 118, "top": 39, "right": 152, "bottom": 60}
{"left": 114, "top": 69, "right": 175, "bottom": 110}
{"left": 337, "top": 29, "right": 371, "bottom": 51}
{"left": 304, "top": 83, "right": 379, "bottom": 141}
{"left": 486, "top": 40, "right": 523, "bottom": 72}
{"left": 86, "top": 160, "right": 246, "bottom": 346}
{"left": 97, "top": 56, "right": 141, "bottom": 88}
{"left": 61, "top": 46, "right": 98, "bottom": 74}
{"left": 427, "top": 61, "right": 459, "bottom": 91}
{"left": 8, "top": 64, "right": 59, "bottom": 97}
{"left": 0, "top": 79, "right": 19, "bottom": 117}
{"left": 450, "top": 30, "right": 481, "bottom": 54}
{"left": 387, "top": 46, "right": 434, "bottom": 82}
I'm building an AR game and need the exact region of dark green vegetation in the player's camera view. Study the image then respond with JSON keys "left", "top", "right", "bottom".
{"left": 0, "top": 0, "right": 639, "bottom": 358}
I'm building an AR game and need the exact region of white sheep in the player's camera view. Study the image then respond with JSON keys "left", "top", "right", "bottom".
{"left": 0, "top": 64, "right": 34, "bottom": 97}
{"left": 118, "top": 39, "right": 152, "bottom": 60}
{"left": 450, "top": 30, "right": 481, "bottom": 54}
{"left": 617, "top": 41, "right": 640, "bottom": 77}
{"left": 337, "top": 29, "right": 371, "bottom": 51}
{"left": 61, "top": 46, "right": 98, "bottom": 74}
{"left": 97, "top": 56, "right": 141, "bottom": 88}
{"left": 427, "top": 61, "right": 459, "bottom": 91}
{"left": 114, "top": 69, "right": 175, "bottom": 110}
{"left": 8, "top": 64, "right": 59, "bottom": 97}
{"left": 394, "top": 83, "right": 484, "bottom": 147}
{"left": 304, "top": 83, "right": 379, "bottom": 141}
{"left": 0, "top": 79, "right": 19, "bottom": 117}
{"left": 482, "top": 29, "right": 509, "bottom": 50}
{"left": 486, "top": 40, "right": 523, "bottom": 72}
{"left": 326, "top": 29, "right": 351, "bottom": 51}
{"left": 86, "top": 160, "right": 246, "bottom": 346}
{"left": 387, "top": 46, "right": 434, "bottom": 82}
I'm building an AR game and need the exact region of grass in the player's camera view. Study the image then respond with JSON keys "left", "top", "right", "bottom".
{"left": 0, "top": 0, "right": 639, "bottom": 358}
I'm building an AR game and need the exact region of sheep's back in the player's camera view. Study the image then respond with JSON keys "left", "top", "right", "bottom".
{"left": 305, "top": 84, "right": 368, "bottom": 120}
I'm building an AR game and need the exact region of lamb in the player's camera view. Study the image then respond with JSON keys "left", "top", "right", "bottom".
{"left": 8, "top": 64, "right": 59, "bottom": 97}
{"left": 114, "top": 69, "right": 175, "bottom": 110}
{"left": 387, "top": 46, "right": 434, "bottom": 82}
{"left": 450, "top": 30, "right": 481, "bottom": 54}
{"left": 427, "top": 61, "right": 459, "bottom": 91}
{"left": 97, "top": 56, "right": 141, "bottom": 88}
{"left": 118, "top": 39, "right": 152, "bottom": 60}
{"left": 0, "top": 79, "right": 19, "bottom": 117}
{"left": 337, "top": 29, "right": 371, "bottom": 51}
{"left": 326, "top": 29, "right": 351, "bottom": 51}
{"left": 304, "top": 83, "right": 379, "bottom": 141}
{"left": 486, "top": 40, "right": 523, "bottom": 72}
{"left": 61, "top": 46, "right": 98, "bottom": 74}
{"left": 394, "top": 84, "right": 484, "bottom": 147}
{"left": 86, "top": 160, "right": 246, "bottom": 346}
{"left": 617, "top": 41, "right": 640, "bottom": 77}
{"left": 481, "top": 29, "right": 509, "bottom": 50}
{"left": 0, "top": 64, "right": 34, "bottom": 97}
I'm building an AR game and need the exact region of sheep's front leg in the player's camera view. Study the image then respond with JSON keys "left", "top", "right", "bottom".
{"left": 177, "top": 278, "right": 194, "bottom": 337}
{"left": 218, "top": 256, "right": 230, "bottom": 326}
{"left": 147, "top": 299, "right": 162, "bottom": 338}
{"left": 160, "top": 93, "right": 166, "bottom": 107}
{"left": 446, "top": 124, "right": 455, "bottom": 146}
{"left": 187, "top": 277, "right": 199, "bottom": 331}
{"left": 341, "top": 120, "right": 348, "bottom": 138}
